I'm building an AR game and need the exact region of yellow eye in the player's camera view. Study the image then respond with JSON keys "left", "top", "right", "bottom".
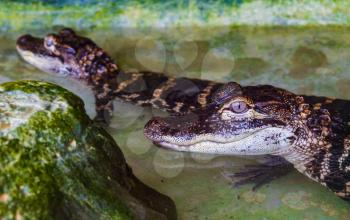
{"left": 230, "top": 101, "right": 248, "bottom": 113}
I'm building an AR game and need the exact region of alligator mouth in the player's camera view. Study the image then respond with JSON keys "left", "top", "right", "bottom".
{"left": 17, "top": 47, "right": 63, "bottom": 75}
{"left": 148, "top": 132, "right": 272, "bottom": 155}
{"left": 17, "top": 34, "right": 48, "bottom": 55}
{"left": 16, "top": 35, "right": 67, "bottom": 76}
{"left": 153, "top": 140, "right": 243, "bottom": 151}
{"left": 145, "top": 124, "right": 272, "bottom": 150}
{"left": 16, "top": 34, "right": 61, "bottom": 62}
{"left": 149, "top": 129, "right": 295, "bottom": 155}
{"left": 148, "top": 129, "right": 263, "bottom": 150}
{"left": 144, "top": 115, "right": 295, "bottom": 155}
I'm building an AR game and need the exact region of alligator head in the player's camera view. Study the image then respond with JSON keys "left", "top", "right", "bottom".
{"left": 16, "top": 28, "right": 117, "bottom": 83}
{"left": 144, "top": 82, "right": 311, "bottom": 156}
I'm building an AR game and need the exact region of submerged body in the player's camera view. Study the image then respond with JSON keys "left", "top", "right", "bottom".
{"left": 16, "top": 28, "right": 350, "bottom": 201}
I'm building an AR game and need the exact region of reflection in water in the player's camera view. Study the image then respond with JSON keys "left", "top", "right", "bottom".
{"left": 1, "top": 26, "right": 350, "bottom": 218}
{"left": 290, "top": 46, "right": 328, "bottom": 79}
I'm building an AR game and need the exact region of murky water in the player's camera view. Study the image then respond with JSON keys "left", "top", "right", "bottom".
{"left": 1, "top": 26, "right": 350, "bottom": 219}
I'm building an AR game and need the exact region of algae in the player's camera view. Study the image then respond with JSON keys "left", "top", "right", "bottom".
{"left": 0, "top": 81, "right": 176, "bottom": 220}
{"left": 0, "top": 80, "right": 130, "bottom": 219}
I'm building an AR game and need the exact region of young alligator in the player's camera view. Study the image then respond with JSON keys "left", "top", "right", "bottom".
{"left": 16, "top": 28, "right": 345, "bottom": 199}
{"left": 144, "top": 82, "right": 350, "bottom": 201}
{"left": 16, "top": 28, "right": 223, "bottom": 123}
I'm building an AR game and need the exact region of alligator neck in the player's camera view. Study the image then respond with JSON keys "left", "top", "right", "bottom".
{"left": 77, "top": 45, "right": 120, "bottom": 89}
{"left": 58, "top": 40, "right": 224, "bottom": 122}
{"left": 281, "top": 96, "right": 350, "bottom": 198}
{"left": 80, "top": 49, "right": 223, "bottom": 114}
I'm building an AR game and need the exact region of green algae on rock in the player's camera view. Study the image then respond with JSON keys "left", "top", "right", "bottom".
{"left": 0, "top": 80, "right": 176, "bottom": 220}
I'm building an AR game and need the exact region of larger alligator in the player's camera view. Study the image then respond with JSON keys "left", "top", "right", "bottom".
{"left": 144, "top": 82, "right": 350, "bottom": 201}
{"left": 16, "top": 28, "right": 350, "bottom": 201}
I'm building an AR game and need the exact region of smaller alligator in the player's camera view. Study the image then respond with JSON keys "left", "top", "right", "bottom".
{"left": 16, "top": 28, "right": 222, "bottom": 124}
{"left": 144, "top": 82, "right": 350, "bottom": 201}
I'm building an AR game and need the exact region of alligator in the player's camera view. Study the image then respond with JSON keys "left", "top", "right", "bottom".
{"left": 16, "top": 28, "right": 222, "bottom": 123}
{"left": 145, "top": 82, "right": 350, "bottom": 200}
{"left": 16, "top": 28, "right": 350, "bottom": 201}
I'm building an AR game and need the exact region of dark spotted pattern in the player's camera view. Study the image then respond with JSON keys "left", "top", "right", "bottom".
{"left": 17, "top": 28, "right": 350, "bottom": 201}
{"left": 116, "top": 71, "right": 222, "bottom": 113}
{"left": 301, "top": 97, "right": 350, "bottom": 200}
{"left": 16, "top": 28, "right": 224, "bottom": 123}
{"left": 146, "top": 82, "right": 350, "bottom": 201}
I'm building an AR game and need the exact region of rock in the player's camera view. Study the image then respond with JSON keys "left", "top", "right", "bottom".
{"left": 0, "top": 80, "right": 177, "bottom": 220}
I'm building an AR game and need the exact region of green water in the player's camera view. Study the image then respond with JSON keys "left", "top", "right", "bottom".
{"left": 3, "top": 0, "right": 350, "bottom": 30}
{"left": 1, "top": 26, "right": 350, "bottom": 219}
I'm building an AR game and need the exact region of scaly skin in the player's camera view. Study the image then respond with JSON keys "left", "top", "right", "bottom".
{"left": 16, "top": 28, "right": 294, "bottom": 190}
{"left": 17, "top": 28, "right": 350, "bottom": 201}
{"left": 145, "top": 82, "right": 350, "bottom": 201}
{"left": 16, "top": 28, "right": 223, "bottom": 123}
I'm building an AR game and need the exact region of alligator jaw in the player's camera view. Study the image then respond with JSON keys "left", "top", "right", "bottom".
{"left": 147, "top": 127, "right": 296, "bottom": 156}
{"left": 16, "top": 34, "right": 66, "bottom": 75}
{"left": 17, "top": 48, "right": 64, "bottom": 75}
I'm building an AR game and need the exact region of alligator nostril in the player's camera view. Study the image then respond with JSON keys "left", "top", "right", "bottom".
{"left": 144, "top": 117, "right": 168, "bottom": 139}
{"left": 17, "top": 34, "right": 33, "bottom": 45}
{"left": 145, "top": 117, "right": 162, "bottom": 131}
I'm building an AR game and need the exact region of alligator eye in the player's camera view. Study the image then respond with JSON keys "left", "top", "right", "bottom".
{"left": 230, "top": 101, "right": 248, "bottom": 113}
{"left": 44, "top": 35, "right": 56, "bottom": 49}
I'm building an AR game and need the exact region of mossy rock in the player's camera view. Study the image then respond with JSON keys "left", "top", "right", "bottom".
{"left": 0, "top": 80, "right": 176, "bottom": 220}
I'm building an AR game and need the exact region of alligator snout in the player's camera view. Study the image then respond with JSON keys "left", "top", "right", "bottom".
{"left": 144, "top": 116, "right": 176, "bottom": 143}
{"left": 17, "top": 34, "right": 34, "bottom": 45}
{"left": 16, "top": 34, "right": 45, "bottom": 55}
{"left": 144, "top": 113, "right": 201, "bottom": 145}
{"left": 144, "top": 117, "right": 167, "bottom": 136}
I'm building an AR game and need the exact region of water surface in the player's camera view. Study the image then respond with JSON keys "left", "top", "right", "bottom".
{"left": 1, "top": 26, "right": 350, "bottom": 219}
